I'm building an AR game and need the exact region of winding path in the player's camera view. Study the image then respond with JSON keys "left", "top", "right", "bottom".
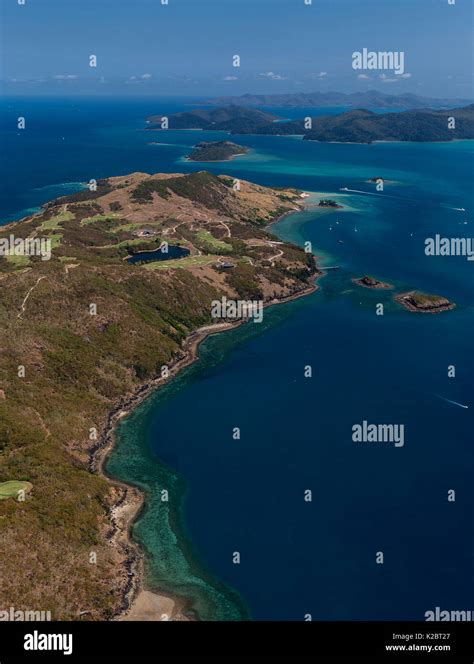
{"left": 18, "top": 276, "right": 46, "bottom": 319}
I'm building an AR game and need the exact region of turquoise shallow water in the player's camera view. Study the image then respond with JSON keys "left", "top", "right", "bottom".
{"left": 108, "top": 127, "right": 474, "bottom": 620}
{"left": 2, "top": 97, "right": 473, "bottom": 620}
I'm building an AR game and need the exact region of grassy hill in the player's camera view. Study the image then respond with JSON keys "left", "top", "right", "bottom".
{"left": 0, "top": 171, "right": 317, "bottom": 619}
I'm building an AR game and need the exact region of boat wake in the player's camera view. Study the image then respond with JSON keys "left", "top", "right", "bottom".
{"left": 339, "top": 188, "right": 411, "bottom": 201}
{"left": 441, "top": 205, "right": 466, "bottom": 212}
{"left": 432, "top": 393, "right": 469, "bottom": 409}
{"left": 340, "top": 188, "right": 384, "bottom": 196}
{"left": 341, "top": 189, "right": 467, "bottom": 212}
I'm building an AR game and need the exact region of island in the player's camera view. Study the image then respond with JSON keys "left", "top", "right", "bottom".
{"left": 302, "top": 106, "right": 474, "bottom": 144}
{"left": 202, "top": 90, "right": 471, "bottom": 110}
{"left": 187, "top": 141, "right": 249, "bottom": 162}
{"left": 147, "top": 105, "right": 278, "bottom": 132}
{"left": 152, "top": 104, "right": 474, "bottom": 143}
{"left": 395, "top": 291, "right": 455, "bottom": 313}
{"left": 0, "top": 170, "right": 320, "bottom": 620}
{"left": 318, "top": 199, "right": 343, "bottom": 209}
{"left": 353, "top": 275, "right": 394, "bottom": 289}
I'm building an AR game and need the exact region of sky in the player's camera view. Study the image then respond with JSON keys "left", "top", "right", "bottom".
{"left": 0, "top": 0, "right": 472, "bottom": 98}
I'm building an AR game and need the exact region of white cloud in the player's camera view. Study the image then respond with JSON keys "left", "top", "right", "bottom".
{"left": 357, "top": 74, "right": 371, "bottom": 80}
{"left": 53, "top": 74, "right": 78, "bottom": 80}
{"left": 379, "top": 73, "right": 411, "bottom": 83}
{"left": 380, "top": 73, "right": 399, "bottom": 84}
{"left": 258, "top": 71, "right": 288, "bottom": 81}
{"left": 223, "top": 76, "right": 238, "bottom": 81}
{"left": 128, "top": 74, "right": 152, "bottom": 82}
{"left": 305, "top": 72, "right": 329, "bottom": 81}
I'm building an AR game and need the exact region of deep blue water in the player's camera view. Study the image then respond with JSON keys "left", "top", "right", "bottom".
{"left": 2, "top": 97, "right": 473, "bottom": 620}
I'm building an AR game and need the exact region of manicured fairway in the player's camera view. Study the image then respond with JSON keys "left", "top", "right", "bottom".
{"left": 0, "top": 481, "right": 33, "bottom": 501}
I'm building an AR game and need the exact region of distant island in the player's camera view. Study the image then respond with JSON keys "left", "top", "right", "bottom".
{"left": 395, "top": 291, "right": 455, "bottom": 313}
{"left": 302, "top": 107, "right": 474, "bottom": 143}
{"left": 150, "top": 104, "right": 474, "bottom": 144}
{"left": 353, "top": 275, "right": 393, "bottom": 289}
{"left": 187, "top": 141, "right": 249, "bottom": 162}
{"left": 147, "top": 105, "right": 278, "bottom": 133}
{"left": 202, "top": 90, "right": 472, "bottom": 110}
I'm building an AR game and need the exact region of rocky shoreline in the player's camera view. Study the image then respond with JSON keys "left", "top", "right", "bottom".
{"left": 394, "top": 290, "right": 456, "bottom": 314}
{"left": 352, "top": 275, "right": 394, "bottom": 290}
{"left": 92, "top": 272, "right": 321, "bottom": 622}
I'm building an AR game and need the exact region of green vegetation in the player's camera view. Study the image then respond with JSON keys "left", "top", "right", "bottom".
{"left": 4, "top": 254, "right": 31, "bottom": 267}
{"left": 0, "top": 481, "right": 33, "bottom": 501}
{"left": 188, "top": 141, "right": 249, "bottom": 162}
{"left": 131, "top": 179, "right": 172, "bottom": 203}
{"left": 80, "top": 214, "right": 119, "bottom": 227}
{"left": 318, "top": 199, "right": 342, "bottom": 208}
{"left": 147, "top": 106, "right": 278, "bottom": 131}
{"left": 0, "top": 169, "right": 315, "bottom": 619}
{"left": 144, "top": 255, "right": 217, "bottom": 270}
{"left": 303, "top": 106, "right": 474, "bottom": 144}
{"left": 158, "top": 103, "right": 474, "bottom": 144}
{"left": 111, "top": 223, "right": 150, "bottom": 234}
{"left": 224, "top": 263, "right": 264, "bottom": 300}
{"left": 48, "top": 233, "right": 63, "bottom": 249}
{"left": 40, "top": 211, "right": 74, "bottom": 230}
{"left": 195, "top": 231, "right": 233, "bottom": 254}
{"left": 411, "top": 293, "right": 445, "bottom": 305}
{"left": 131, "top": 172, "right": 230, "bottom": 213}
{"left": 395, "top": 290, "right": 455, "bottom": 313}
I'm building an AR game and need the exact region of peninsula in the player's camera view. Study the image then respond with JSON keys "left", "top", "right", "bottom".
{"left": 0, "top": 171, "right": 318, "bottom": 621}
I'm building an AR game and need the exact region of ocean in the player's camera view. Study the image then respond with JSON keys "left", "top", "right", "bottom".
{"left": 2, "top": 96, "right": 473, "bottom": 621}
